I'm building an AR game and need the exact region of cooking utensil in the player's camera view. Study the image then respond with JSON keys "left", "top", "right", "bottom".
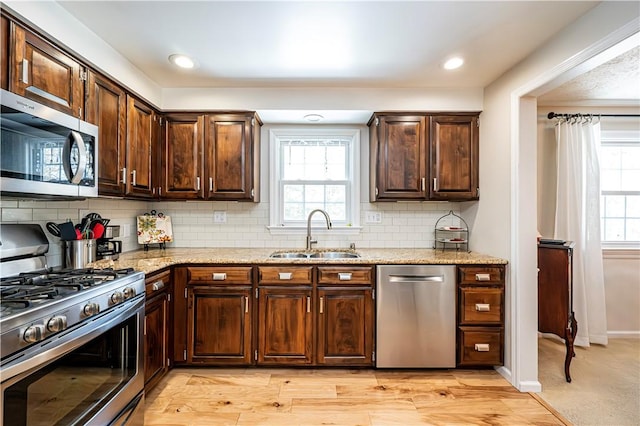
{"left": 58, "top": 222, "right": 78, "bottom": 241}
{"left": 90, "top": 219, "right": 105, "bottom": 239}
{"left": 101, "top": 218, "right": 110, "bottom": 227}
{"left": 45, "top": 222, "right": 61, "bottom": 237}
{"left": 85, "top": 212, "right": 102, "bottom": 220}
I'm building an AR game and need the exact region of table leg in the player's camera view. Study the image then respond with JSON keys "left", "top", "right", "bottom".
{"left": 564, "top": 313, "right": 578, "bottom": 382}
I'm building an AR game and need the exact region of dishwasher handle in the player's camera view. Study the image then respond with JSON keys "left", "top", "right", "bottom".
{"left": 388, "top": 275, "right": 444, "bottom": 283}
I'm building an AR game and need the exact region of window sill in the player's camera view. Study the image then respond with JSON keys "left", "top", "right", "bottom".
{"left": 267, "top": 226, "right": 362, "bottom": 236}
{"left": 602, "top": 245, "right": 640, "bottom": 260}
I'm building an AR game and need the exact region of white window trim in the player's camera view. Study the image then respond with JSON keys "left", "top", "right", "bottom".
{"left": 600, "top": 128, "right": 640, "bottom": 250}
{"left": 268, "top": 127, "right": 361, "bottom": 235}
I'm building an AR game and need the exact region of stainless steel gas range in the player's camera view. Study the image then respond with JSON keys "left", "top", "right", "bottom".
{"left": 0, "top": 224, "right": 145, "bottom": 426}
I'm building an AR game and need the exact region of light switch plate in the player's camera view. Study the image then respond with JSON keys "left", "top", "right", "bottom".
{"left": 213, "top": 211, "right": 227, "bottom": 223}
{"left": 365, "top": 212, "right": 382, "bottom": 223}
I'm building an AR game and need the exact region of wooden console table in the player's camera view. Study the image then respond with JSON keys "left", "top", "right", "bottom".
{"left": 538, "top": 240, "right": 577, "bottom": 382}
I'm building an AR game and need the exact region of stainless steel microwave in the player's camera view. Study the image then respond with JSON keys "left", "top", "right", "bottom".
{"left": 1, "top": 89, "right": 98, "bottom": 199}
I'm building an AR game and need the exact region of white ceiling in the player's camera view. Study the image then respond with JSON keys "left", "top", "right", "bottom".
{"left": 56, "top": 1, "right": 599, "bottom": 90}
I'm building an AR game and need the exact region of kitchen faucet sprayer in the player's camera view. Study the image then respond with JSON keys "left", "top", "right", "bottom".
{"left": 306, "top": 209, "right": 332, "bottom": 250}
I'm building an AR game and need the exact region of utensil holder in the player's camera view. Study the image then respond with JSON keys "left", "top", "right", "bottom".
{"left": 65, "top": 239, "right": 97, "bottom": 269}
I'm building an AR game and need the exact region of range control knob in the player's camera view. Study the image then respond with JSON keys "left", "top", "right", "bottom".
{"left": 83, "top": 302, "right": 100, "bottom": 317}
{"left": 47, "top": 315, "right": 67, "bottom": 332}
{"left": 111, "top": 291, "right": 124, "bottom": 304}
{"left": 123, "top": 287, "right": 136, "bottom": 299}
{"left": 24, "top": 324, "right": 45, "bottom": 343}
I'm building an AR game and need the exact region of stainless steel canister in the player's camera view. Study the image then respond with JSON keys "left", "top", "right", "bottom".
{"left": 64, "top": 239, "right": 97, "bottom": 268}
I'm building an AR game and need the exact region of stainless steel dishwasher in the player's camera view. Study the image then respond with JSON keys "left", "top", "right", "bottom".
{"left": 376, "top": 265, "right": 456, "bottom": 368}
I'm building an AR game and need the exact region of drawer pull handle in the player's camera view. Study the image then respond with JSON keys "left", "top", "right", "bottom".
{"left": 151, "top": 280, "right": 165, "bottom": 291}
{"left": 475, "top": 303, "right": 490, "bottom": 312}
{"left": 338, "top": 273, "right": 352, "bottom": 281}
{"left": 474, "top": 343, "right": 490, "bottom": 352}
{"left": 319, "top": 296, "right": 324, "bottom": 314}
{"left": 306, "top": 296, "right": 311, "bottom": 313}
{"left": 475, "top": 273, "right": 491, "bottom": 281}
{"left": 279, "top": 272, "right": 292, "bottom": 280}
{"left": 212, "top": 273, "right": 227, "bottom": 281}
{"left": 244, "top": 296, "right": 249, "bottom": 313}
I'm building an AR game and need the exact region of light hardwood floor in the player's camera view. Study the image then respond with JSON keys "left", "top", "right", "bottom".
{"left": 144, "top": 368, "right": 568, "bottom": 425}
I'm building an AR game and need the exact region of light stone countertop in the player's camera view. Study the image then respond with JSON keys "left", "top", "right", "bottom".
{"left": 90, "top": 247, "right": 508, "bottom": 275}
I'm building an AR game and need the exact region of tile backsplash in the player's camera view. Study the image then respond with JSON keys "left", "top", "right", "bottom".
{"left": 1, "top": 198, "right": 462, "bottom": 267}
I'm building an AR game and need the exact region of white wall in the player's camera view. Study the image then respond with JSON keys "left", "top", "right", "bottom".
{"left": 537, "top": 107, "right": 640, "bottom": 336}
{"left": 477, "top": 2, "right": 640, "bottom": 391}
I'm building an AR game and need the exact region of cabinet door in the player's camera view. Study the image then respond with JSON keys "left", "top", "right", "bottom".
{"left": 205, "top": 114, "right": 257, "bottom": 201}
{"left": 188, "top": 286, "right": 252, "bottom": 365}
{"left": 1, "top": 15, "right": 8, "bottom": 90}
{"left": 257, "top": 287, "right": 313, "bottom": 364}
{"left": 373, "top": 115, "right": 428, "bottom": 200}
{"left": 10, "top": 24, "right": 84, "bottom": 117}
{"left": 144, "top": 291, "right": 168, "bottom": 389}
{"left": 429, "top": 115, "right": 479, "bottom": 200}
{"left": 317, "top": 288, "right": 373, "bottom": 366}
{"left": 86, "top": 71, "right": 126, "bottom": 196}
{"left": 161, "top": 114, "right": 205, "bottom": 199}
{"left": 125, "top": 95, "right": 155, "bottom": 198}
{"left": 173, "top": 267, "right": 188, "bottom": 364}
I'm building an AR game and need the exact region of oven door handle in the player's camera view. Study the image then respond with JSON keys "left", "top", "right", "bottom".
{"left": 0, "top": 296, "right": 144, "bottom": 387}
{"left": 62, "top": 130, "right": 87, "bottom": 184}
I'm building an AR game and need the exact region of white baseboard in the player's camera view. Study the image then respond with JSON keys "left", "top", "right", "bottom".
{"left": 608, "top": 331, "right": 640, "bottom": 338}
{"left": 519, "top": 380, "right": 543, "bottom": 393}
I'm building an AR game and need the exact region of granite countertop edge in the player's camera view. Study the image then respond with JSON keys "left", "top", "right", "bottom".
{"left": 90, "top": 247, "right": 508, "bottom": 275}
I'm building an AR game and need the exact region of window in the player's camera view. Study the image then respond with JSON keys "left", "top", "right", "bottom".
{"left": 600, "top": 129, "right": 640, "bottom": 244}
{"left": 269, "top": 128, "right": 360, "bottom": 230}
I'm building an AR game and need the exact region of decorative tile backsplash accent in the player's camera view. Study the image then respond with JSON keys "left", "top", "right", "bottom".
{"left": 1, "top": 198, "right": 461, "bottom": 267}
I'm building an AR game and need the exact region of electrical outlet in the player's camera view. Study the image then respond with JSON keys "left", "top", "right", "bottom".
{"left": 365, "top": 212, "right": 382, "bottom": 223}
{"left": 213, "top": 211, "right": 227, "bottom": 223}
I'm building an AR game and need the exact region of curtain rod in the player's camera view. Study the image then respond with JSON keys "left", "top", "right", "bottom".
{"left": 547, "top": 112, "right": 640, "bottom": 119}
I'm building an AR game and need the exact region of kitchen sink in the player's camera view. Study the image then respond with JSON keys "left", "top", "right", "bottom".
{"left": 308, "top": 252, "right": 360, "bottom": 259}
{"left": 269, "top": 251, "right": 360, "bottom": 259}
{"left": 268, "top": 252, "right": 309, "bottom": 259}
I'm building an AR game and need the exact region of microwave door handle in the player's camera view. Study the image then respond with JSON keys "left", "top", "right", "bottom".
{"left": 63, "top": 130, "right": 87, "bottom": 184}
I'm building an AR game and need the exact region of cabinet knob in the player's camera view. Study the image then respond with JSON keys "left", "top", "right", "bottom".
{"left": 474, "top": 343, "right": 490, "bottom": 352}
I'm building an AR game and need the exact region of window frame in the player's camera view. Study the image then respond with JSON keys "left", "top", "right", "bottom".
{"left": 600, "top": 128, "right": 640, "bottom": 249}
{"left": 268, "top": 127, "right": 361, "bottom": 234}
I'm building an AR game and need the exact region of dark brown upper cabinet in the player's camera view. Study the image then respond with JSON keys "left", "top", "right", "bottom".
{"left": 369, "top": 112, "right": 480, "bottom": 202}
{"left": 161, "top": 114, "right": 205, "bottom": 199}
{"left": 9, "top": 23, "right": 84, "bottom": 118}
{"left": 429, "top": 115, "right": 479, "bottom": 200}
{"left": 126, "top": 95, "right": 158, "bottom": 198}
{"left": 204, "top": 113, "right": 261, "bottom": 202}
{"left": 85, "top": 71, "right": 127, "bottom": 196}
{"left": 1, "top": 15, "right": 9, "bottom": 90}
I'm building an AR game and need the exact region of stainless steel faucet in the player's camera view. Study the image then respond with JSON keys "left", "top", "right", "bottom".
{"left": 306, "top": 209, "right": 332, "bottom": 250}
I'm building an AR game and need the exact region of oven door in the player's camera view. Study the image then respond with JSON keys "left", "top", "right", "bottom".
{"left": 0, "top": 297, "right": 144, "bottom": 426}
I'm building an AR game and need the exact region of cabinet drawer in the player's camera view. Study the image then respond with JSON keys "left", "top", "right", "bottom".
{"left": 458, "top": 327, "right": 503, "bottom": 366}
{"left": 145, "top": 270, "right": 171, "bottom": 299}
{"left": 187, "top": 266, "right": 253, "bottom": 285}
{"left": 317, "top": 266, "right": 374, "bottom": 285}
{"left": 458, "top": 266, "right": 504, "bottom": 285}
{"left": 460, "top": 288, "right": 503, "bottom": 325}
{"left": 258, "top": 266, "right": 313, "bottom": 285}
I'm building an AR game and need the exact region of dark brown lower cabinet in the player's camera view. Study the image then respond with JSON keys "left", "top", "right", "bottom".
{"left": 317, "top": 288, "right": 373, "bottom": 365}
{"left": 257, "top": 287, "right": 313, "bottom": 365}
{"left": 144, "top": 270, "right": 171, "bottom": 391}
{"left": 187, "top": 286, "right": 252, "bottom": 364}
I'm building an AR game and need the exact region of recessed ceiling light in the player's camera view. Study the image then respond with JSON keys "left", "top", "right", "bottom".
{"left": 304, "top": 114, "right": 324, "bottom": 122}
{"left": 443, "top": 57, "right": 464, "bottom": 70}
{"left": 168, "top": 54, "right": 195, "bottom": 69}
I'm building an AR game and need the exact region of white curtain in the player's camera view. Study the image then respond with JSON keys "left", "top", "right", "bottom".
{"left": 554, "top": 117, "right": 608, "bottom": 347}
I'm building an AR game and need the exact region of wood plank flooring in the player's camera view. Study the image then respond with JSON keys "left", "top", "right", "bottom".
{"left": 144, "top": 368, "right": 568, "bottom": 425}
